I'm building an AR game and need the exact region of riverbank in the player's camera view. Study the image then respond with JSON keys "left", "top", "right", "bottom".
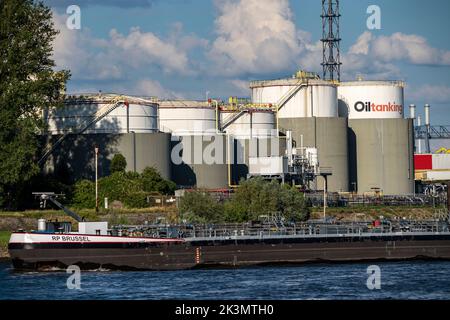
{"left": 0, "top": 231, "right": 11, "bottom": 258}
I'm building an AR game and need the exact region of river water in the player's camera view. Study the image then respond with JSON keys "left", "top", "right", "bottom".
{"left": 0, "top": 260, "right": 449, "bottom": 300}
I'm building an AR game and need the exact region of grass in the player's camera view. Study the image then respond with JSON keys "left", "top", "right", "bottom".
{"left": 0, "top": 231, "right": 11, "bottom": 255}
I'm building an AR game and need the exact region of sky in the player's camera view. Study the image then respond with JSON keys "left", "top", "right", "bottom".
{"left": 45, "top": 0, "right": 450, "bottom": 128}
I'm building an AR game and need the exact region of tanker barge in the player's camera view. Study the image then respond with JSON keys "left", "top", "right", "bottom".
{"left": 8, "top": 193, "right": 450, "bottom": 271}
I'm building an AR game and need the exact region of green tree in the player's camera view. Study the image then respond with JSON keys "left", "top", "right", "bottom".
{"left": 110, "top": 154, "right": 127, "bottom": 174}
{"left": 224, "top": 178, "right": 310, "bottom": 222}
{"left": 0, "top": 0, "right": 70, "bottom": 208}
{"left": 179, "top": 191, "right": 224, "bottom": 223}
{"left": 140, "top": 167, "right": 176, "bottom": 195}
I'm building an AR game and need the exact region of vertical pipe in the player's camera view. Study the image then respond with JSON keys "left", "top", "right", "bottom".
{"left": 425, "top": 104, "right": 430, "bottom": 126}
{"left": 447, "top": 181, "right": 450, "bottom": 215}
{"left": 417, "top": 116, "right": 422, "bottom": 154}
{"left": 126, "top": 103, "right": 130, "bottom": 133}
{"left": 409, "top": 104, "right": 416, "bottom": 119}
{"left": 287, "top": 130, "right": 293, "bottom": 166}
{"left": 132, "top": 131, "right": 136, "bottom": 172}
{"left": 424, "top": 104, "right": 431, "bottom": 153}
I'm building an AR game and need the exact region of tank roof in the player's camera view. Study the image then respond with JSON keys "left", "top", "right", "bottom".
{"left": 339, "top": 80, "right": 405, "bottom": 87}
{"left": 64, "top": 93, "right": 158, "bottom": 105}
{"left": 249, "top": 78, "right": 336, "bottom": 88}
{"left": 158, "top": 100, "right": 213, "bottom": 108}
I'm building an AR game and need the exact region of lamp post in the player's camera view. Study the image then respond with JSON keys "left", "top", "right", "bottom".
{"left": 95, "top": 146, "right": 99, "bottom": 213}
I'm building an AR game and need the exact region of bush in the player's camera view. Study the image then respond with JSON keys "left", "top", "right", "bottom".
{"left": 179, "top": 191, "right": 224, "bottom": 223}
{"left": 72, "top": 180, "right": 95, "bottom": 209}
{"left": 140, "top": 167, "right": 176, "bottom": 195}
{"left": 182, "top": 178, "right": 311, "bottom": 223}
{"left": 98, "top": 172, "right": 144, "bottom": 208}
{"left": 110, "top": 154, "right": 127, "bottom": 174}
{"left": 68, "top": 165, "right": 177, "bottom": 209}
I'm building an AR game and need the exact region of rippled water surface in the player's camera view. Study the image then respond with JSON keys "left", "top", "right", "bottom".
{"left": 1, "top": 260, "right": 449, "bottom": 300}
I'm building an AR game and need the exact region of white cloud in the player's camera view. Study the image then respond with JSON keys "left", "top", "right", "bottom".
{"left": 208, "top": 0, "right": 310, "bottom": 76}
{"left": 228, "top": 79, "right": 250, "bottom": 96}
{"left": 109, "top": 27, "right": 192, "bottom": 75}
{"left": 407, "top": 85, "right": 450, "bottom": 104}
{"left": 129, "top": 79, "right": 184, "bottom": 99}
{"left": 52, "top": 12, "right": 206, "bottom": 82}
{"left": 349, "top": 31, "right": 450, "bottom": 66}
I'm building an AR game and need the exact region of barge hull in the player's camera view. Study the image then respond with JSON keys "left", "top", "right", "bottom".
{"left": 9, "top": 234, "right": 450, "bottom": 271}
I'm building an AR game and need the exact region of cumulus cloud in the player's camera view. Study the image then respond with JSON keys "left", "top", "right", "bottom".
{"left": 407, "top": 85, "right": 450, "bottom": 104}
{"left": 52, "top": 11, "right": 206, "bottom": 82}
{"left": 228, "top": 79, "right": 250, "bottom": 96}
{"left": 129, "top": 79, "right": 184, "bottom": 99}
{"left": 349, "top": 31, "right": 450, "bottom": 66}
{"left": 208, "top": 0, "right": 312, "bottom": 76}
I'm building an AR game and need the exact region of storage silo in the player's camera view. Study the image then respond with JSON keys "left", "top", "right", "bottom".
{"left": 46, "top": 94, "right": 159, "bottom": 134}
{"left": 250, "top": 74, "right": 349, "bottom": 192}
{"left": 221, "top": 108, "right": 283, "bottom": 184}
{"left": 159, "top": 100, "right": 229, "bottom": 189}
{"left": 338, "top": 81, "right": 414, "bottom": 195}
{"left": 43, "top": 94, "right": 171, "bottom": 181}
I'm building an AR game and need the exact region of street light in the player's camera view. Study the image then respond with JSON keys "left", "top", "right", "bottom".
{"left": 95, "top": 146, "right": 99, "bottom": 213}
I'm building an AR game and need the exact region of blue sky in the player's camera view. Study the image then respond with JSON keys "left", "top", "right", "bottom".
{"left": 46, "top": 0, "right": 450, "bottom": 128}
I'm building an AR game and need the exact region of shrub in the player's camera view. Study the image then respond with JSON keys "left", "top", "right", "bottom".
{"left": 110, "top": 154, "right": 127, "bottom": 174}
{"left": 140, "top": 167, "right": 176, "bottom": 195}
{"left": 72, "top": 180, "right": 95, "bottom": 209}
{"left": 179, "top": 191, "right": 224, "bottom": 223}
{"left": 223, "top": 178, "right": 310, "bottom": 223}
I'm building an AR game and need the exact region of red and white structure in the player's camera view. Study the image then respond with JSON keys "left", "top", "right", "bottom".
{"left": 414, "top": 154, "right": 450, "bottom": 181}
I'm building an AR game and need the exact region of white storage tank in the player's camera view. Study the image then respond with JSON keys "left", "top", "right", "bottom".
{"left": 159, "top": 100, "right": 218, "bottom": 135}
{"left": 341, "top": 80, "right": 414, "bottom": 195}
{"left": 250, "top": 73, "right": 348, "bottom": 192}
{"left": 250, "top": 78, "right": 338, "bottom": 118}
{"left": 221, "top": 109, "right": 276, "bottom": 138}
{"left": 46, "top": 94, "right": 159, "bottom": 134}
{"left": 338, "top": 80, "right": 405, "bottom": 119}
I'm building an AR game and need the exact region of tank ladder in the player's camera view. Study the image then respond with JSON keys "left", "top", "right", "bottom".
{"left": 38, "top": 96, "right": 127, "bottom": 166}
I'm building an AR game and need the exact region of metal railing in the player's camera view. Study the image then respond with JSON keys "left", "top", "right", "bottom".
{"left": 110, "top": 218, "right": 450, "bottom": 240}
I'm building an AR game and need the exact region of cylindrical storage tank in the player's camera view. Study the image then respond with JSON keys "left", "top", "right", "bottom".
{"left": 221, "top": 110, "right": 276, "bottom": 138}
{"left": 38, "top": 219, "right": 46, "bottom": 232}
{"left": 338, "top": 81, "right": 404, "bottom": 119}
{"left": 159, "top": 100, "right": 218, "bottom": 135}
{"left": 170, "top": 134, "right": 229, "bottom": 189}
{"left": 250, "top": 79, "right": 338, "bottom": 118}
{"left": 278, "top": 118, "right": 349, "bottom": 192}
{"left": 46, "top": 94, "right": 159, "bottom": 134}
{"left": 43, "top": 132, "right": 172, "bottom": 181}
{"left": 251, "top": 76, "right": 348, "bottom": 192}
{"left": 348, "top": 119, "right": 414, "bottom": 195}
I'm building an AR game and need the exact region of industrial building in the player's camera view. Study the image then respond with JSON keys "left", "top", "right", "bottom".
{"left": 38, "top": 0, "right": 430, "bottom": 197}
{"left": 40, "top": 71, "right": 418, "bottom": 196}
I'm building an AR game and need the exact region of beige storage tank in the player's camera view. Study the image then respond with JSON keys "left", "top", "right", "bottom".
{"left": 43, "top": 132, "right": 172, "bottom": 181}
{"left": 250, "top": 74, "right": 349, "bottom": 192}
{"left": 170, "top": 134, "right": 229, "bottom": 189}
{"left": 348, "top": 119, "right": 414, "bottom": 195}
{"left": 340, "top": 80, "right": 414, "bottom": 195}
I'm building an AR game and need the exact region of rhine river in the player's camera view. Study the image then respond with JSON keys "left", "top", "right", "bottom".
{"left": 0, "top": 260, "right": 449, "bottom": 300}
